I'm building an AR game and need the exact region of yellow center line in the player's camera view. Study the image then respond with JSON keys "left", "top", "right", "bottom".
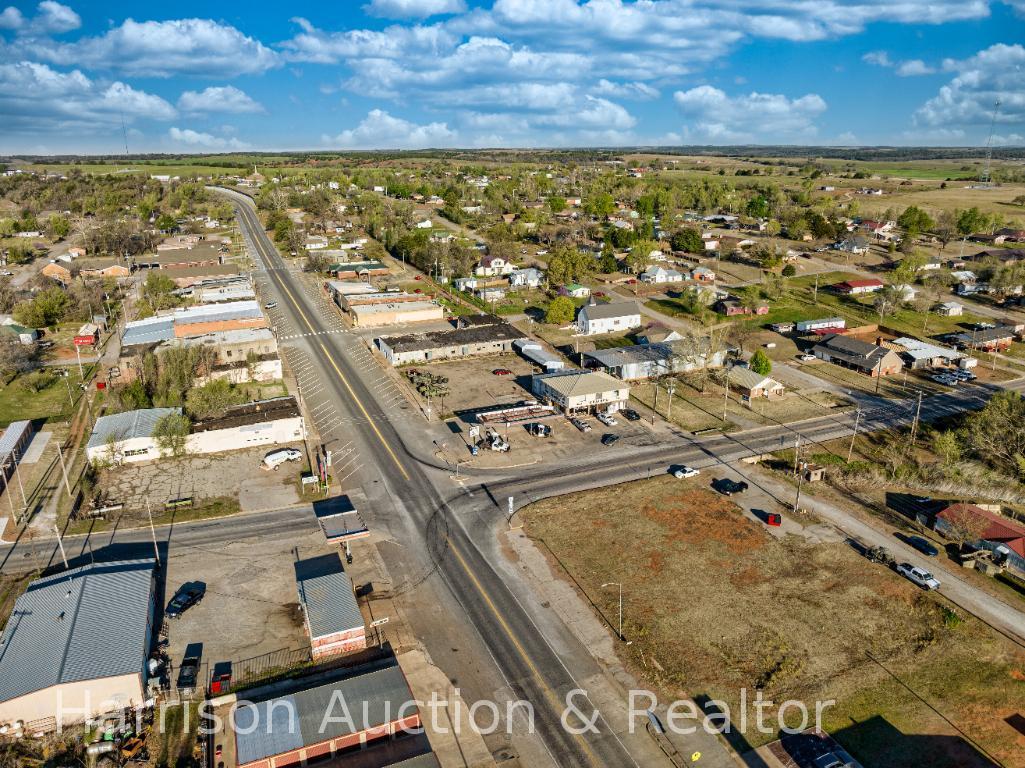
{"left": 446, "top": 536, "right": 603, "bottom": 768}
{"left": 255, "top": 219, "right": 411, "bottom": 483}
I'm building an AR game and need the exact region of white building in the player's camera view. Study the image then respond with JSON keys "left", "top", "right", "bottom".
{"left": 576, "top": 301, "right": 642, "bottom": 336}
{"left": 474, "top": 255, "right": 515, "bottom": 277}
{"left": 532, "top": 370, "right": 630, "bottom": 414}
{"left": 510, "top": 267, "right": 543, "bottom": 288}
{"left": 640, "top": 265, "right": 684, "bottom": 284}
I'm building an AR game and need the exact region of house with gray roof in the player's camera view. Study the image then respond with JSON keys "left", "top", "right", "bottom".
{"left": 811, "top": 334, "right": 903, "bottom": 376}
{"left": 0, "top": 559, "right": 156, "bottom": 731}
{"left": 575, "top": 301, "right": 641, "bottom": 336}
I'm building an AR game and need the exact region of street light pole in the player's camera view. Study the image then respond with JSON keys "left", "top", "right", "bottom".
{"left": 601, "top": 581, "right": 623, "bottom": 641}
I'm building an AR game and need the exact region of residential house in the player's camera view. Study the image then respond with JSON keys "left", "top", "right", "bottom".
{"left": 833, "top": 278, "right": 884, "bottom": 295}
{"left": 691, "top": 266, "right": 716, "bottom": 283}
{"left": 475, "top": 286, "right": 507, "bottom": 302}
{"left": 415, "top": 219, "right": 433, "bottom": 229}
{"left": 78, "top": 259, "right": 131, "bottom": 279}
{"left": 531, "top": 370, "right": 630, "bottom": 414}
{"left": 509, "top": 267, "right": 543, "bottom": 288}
{"left": 811, "top": 334, "right": 903, "bottom": 376}
{"left": 796, "top": 317, "right": 846, "bottom": 333}
{"left": 640, "top": 265, "right": 684, "bottom": 284}
{"left": 0, "top": 322, "right": 38, "bottom": 345}
{"left": 575, "top": 301, "right": 642, "bottom": 336}
{"left": 475, "top": 254, "right": 515, "bottom": 277}
{"left": 835, "top": 237, "right": 869, "bottom": 255}
{"left": 713, "top": 298, "right": 769, "bottom": 316}
{"left": 41, "top": 262, "right": 71, "bottom": 283}
{"left": 727, "top": 366, "right": 784, "bottom": 398}
{"left": 934, "top": 301, "right": 964, "bottom": 317}
{"left": 950, "top": 325, "right": 1016, "bottom": 352}
{"left": 561, "top": 283, "right": 591, "bottom": 299}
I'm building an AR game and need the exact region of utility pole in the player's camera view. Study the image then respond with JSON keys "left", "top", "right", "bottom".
{"left": 910, "top": 390, "right": 924, "bottom": 444}
{"left": 666, "top": 380, "right": 676, "bottom": 420}
{"left": 601, "top": 582, "right": 624, "bottom": 641}
{"left": 793, "top": 463, "right": 805, "bottom": 514}
{"left": 847, "top": 408, "right": 862, "bottom": 463}
{"left": 793, "top": 433, "right": 801, "bottom": 476}
{"left": 53, "top": 524, "right": 69, "bottom": 569}
{"left": 723, "top": 366, "right": 731, "bottom": 423}
{"left": 56, "top": 442, "right": 72, "bottom": 498}
{"left": 145, "top": 498, "right": 160, "bottom": 566}
{"left": 813, "top": 273, "right": 819, "bottom": 305}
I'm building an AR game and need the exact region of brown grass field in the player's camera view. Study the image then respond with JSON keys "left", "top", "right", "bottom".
{"left": 522, "top": 477, "right": 1025, "bottom": 767}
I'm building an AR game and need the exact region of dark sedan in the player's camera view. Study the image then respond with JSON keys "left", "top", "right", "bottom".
{"left": 906, "top": 535, "right": 939, "bottom": 557}
{"left": 166, "top": 582, "right": 206, "bottom": 619}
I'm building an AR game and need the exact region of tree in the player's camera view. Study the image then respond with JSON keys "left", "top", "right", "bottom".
{"left": 47, "top": 214, "right": 70, "bottom": 240}
{"left": 965, "top": 390, "right": 1025, "bottom": 478}
{"left": 626, "top": 239, "right": 659, "bottom": 274}
{"left": 547, "top": 196, "right": 566, "bottom": 214}
{"left": 0, "top": 338, "right": 36, "bottom": 377}
{"left": 153, "top": 412, "right": 191, "bottom": 458}
{"left": 749, "top": 348, "right": 772, "bottom": 375}
{"left": 185, "top": 379, "right": 246, "bottom": 419}
{"left": 583, "top": 192, "right": 614, "bottom": 218}
{"left": 545, "top": 295, "right": 576, "bottom": 325}
{"left": 781, "top": 264, "right": 797, "bottom": 277}
{"left": 597, "top": 252, "right": 619, "bottom": 274}
{"left": 956, "top": 207, "right": 987, "bottom": 241}
{"left": 873, "top": 285, "right": 902, "bottom": 320}
{"left": 897, "top": 206, "right": 934, "bottom": 239}
{"left": 930, "top": 430, "right": 962, "bottom": 466}
{"left": 671, "top": 227, "right": 703, "bottom": 253}
{"left": 13, "top": 287, "right": 70, "bottom": 328}
{"left": 940, "top": 505, "right": 989, "bottom": 552}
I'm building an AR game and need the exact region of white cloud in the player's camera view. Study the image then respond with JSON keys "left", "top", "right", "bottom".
{"left": 323, "top": 109, "right": 456, "bottom": 148}
{"left": 168, "top": 126, "right": 248, "bottom": 150}
{"left": 591, "top": 79, "right": 660, "bottom": 100}
{"left": 0, "top": 6, "right": 23, "bottom": 29}
{"left": 363, "top": 0, "right": 467, "bottom": 18}
{"left": 915, "top": 43, "right": 1025, "bottom": 128}
{"left": 673, "top": 85, "right": 826, "bottom": 141}
{"left": 34, "top": 1, "right": 79, "bottom": 34}
{"left": 896, "top": 59, "right": 936, "bottom": 76}
{"left": 862, "top": 50, "right": 893, "bottom": 67}
{"left": 178, "top": 86, "right": 264, "bottom": 114}
{"left": 0, "top": 61, "right": 176, "bottom": 136}
{"left": 35, "top": 18, "right": 279, "bottom": 77}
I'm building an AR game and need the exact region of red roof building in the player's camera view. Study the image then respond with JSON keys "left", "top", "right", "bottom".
{"left": 833, "top": 278, "right": 884, "bottom": 295}
{"left": 936, "top": 503, "right": 1025, "bottom": 559}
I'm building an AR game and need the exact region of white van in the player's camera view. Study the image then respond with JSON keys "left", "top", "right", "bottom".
{"left": 262, "top": 448, "right": 302, "bottom": 470}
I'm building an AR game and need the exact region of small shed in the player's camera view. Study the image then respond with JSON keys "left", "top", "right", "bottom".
{"left": 294, "top": 554, "right": 366, "bottom": 660}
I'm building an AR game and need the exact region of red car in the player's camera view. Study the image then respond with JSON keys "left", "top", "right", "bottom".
{"left": 492, "top": 368, "right": 513, "bottom": 376}
{"left": 414, "top": 288, "right": 423, "bottom": 294}
{"left": 766, "top": 513, "right": 782, "bottom": 527}
{"left": 414, "top": 275, "right": 423, "bottom": 281}
{"left": 594, "top": 291, "right": 606, "bottom": 298}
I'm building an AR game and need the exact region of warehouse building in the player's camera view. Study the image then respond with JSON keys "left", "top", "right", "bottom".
{"left": 226, "top": 658, "right": 425, "bottom": 768}
{"left": 583, "top": 338, "right": 731, "bottom": 381}
{"left": 294, "top": 555, "right": 366, "bottom": 660}
{"left": 350, "top": 300, "right": 444, "bottom": 328}
{"left": 87, "top": 398, "right": 304, "bottom": 464}
{"left": 121, "top": 301, "right": 267, "bottom": 349}
{"left": 375, "top": 315, "right": 527, "bottom": 365}
{"left": 0, "top": 559, "right": 156, "bottom": 732}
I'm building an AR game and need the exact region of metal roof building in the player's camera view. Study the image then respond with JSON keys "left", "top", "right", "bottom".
{"left": 0, "top": 420, "right": 33, "bottom": 495}
{"left": 294, "top": 555, "right": 366, "bottom": 659}
{"left": 86, "top": 407, "right": 180, "bottom": 455}
{"left": 0, "top": 559, "right": 156, "bottom": 731}
{"left": 232, "top": 660, "right": 421, "bottom": 768}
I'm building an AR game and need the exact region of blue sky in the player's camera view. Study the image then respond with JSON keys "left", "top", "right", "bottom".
{"left": 0, "top": 0, "right": 1023, "bottom": 154}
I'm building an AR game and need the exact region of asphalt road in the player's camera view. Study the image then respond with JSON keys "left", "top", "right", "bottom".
{"left": 6, "top": 192, "right": 1024, "bottom": 767}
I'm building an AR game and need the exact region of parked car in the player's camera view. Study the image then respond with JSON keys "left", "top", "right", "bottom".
{"left": 264, "top": 301, "right": 278, "bottom": 309}
{"left": 166, "top": 582, "right": 206, "bottom": 619}
{"left": 596, "top": 412, "right": 618, "bottom": 426}
{"left": 621, "top": 408, "right": 641, "bottom": 421}
{"left": 262, "top": 448, "right": 302, "bottom": 470}
{"left": 601, "top": 433, "right": 620, "bottom": 446}
{"left": 765, "top": 512, "right": 783, "bottom": 527}
{"left": 905, "top": 535, "right": 939, "bottom": 557}
{"left": 714, "top": 478, "right": 749, "bottom": 496}
{"left": 673, "top": 466, "right": 699, "bottom": 479}
{"left": 570, "top": 417, "right": 591, "bottom": 433}
{"left": 177, "top": 647, "right": 202, "bottom": 692}
{"left": 798, "top": 353, "right": 816, "bottom": 362}
{"left": 492, "top": 368, "right": 513, "bottom": 376}
{"left": 896, "top": 563, "right": 941, "bottom": 590}
{"left": 527, "top": 422, "right": 551, "bottom": 437}
{"left": 0, "top": 269, "right": 12, "bottom": 277}
{"left": 930, "top": 374, "right": 957, "bottom": 385}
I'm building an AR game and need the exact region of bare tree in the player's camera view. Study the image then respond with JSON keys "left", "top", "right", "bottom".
{"left": 941, "top": 506, "right": 990, "bottom": 552}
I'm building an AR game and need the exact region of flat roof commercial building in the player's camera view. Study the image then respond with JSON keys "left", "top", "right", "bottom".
{"left": 583, "top": 338, "right": 730, "bottom": 381}
{"left": 0, "top": 560, "right": 156, "bottom": 732}
{"left": 121, "top": 301, "right": 267, "bottom": 348}
{"left": 375, "top": 316, "right": 527, "bottom": 365}
{"left": 350, "top": 301, "right": 444, "bottom": 328}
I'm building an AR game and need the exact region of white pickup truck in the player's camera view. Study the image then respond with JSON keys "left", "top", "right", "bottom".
{"left": 896, "top": 563, "right": 941, "bottom": 590}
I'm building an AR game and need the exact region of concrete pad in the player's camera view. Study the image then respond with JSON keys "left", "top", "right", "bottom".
{"left": 19, "top": 431, "right": 51, "bottom": 464}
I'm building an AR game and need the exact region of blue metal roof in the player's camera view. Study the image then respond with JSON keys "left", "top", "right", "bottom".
{"left": 0, "top": 560, "right": 155, "bottom": 704}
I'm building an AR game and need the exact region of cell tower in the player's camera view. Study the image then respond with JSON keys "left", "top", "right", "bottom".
{"left": 980, "top": 99, "right": 1001, "bottom": 186}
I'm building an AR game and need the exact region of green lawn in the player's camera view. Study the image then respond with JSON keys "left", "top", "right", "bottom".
{"left": 0, "top": 370, "right": 84, "bottom": 426}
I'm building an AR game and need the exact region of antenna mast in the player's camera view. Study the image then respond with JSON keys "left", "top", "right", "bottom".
{"left": 981, "top": 99, "right": 1001, "bottom": 185}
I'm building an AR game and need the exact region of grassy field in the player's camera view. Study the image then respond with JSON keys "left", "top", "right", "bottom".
{"left": 522, "top": 477, "right": 1025, "bottom": 767}
{"left": 0, "top": 369, "right": 84, "bottom": 426}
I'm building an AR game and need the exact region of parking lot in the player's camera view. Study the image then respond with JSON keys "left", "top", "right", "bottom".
{"left": 97, "top": 444, "right": 307, "bottom": 515}
{"left": 161, "top": 523, "right": 335, "bottom": 692}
